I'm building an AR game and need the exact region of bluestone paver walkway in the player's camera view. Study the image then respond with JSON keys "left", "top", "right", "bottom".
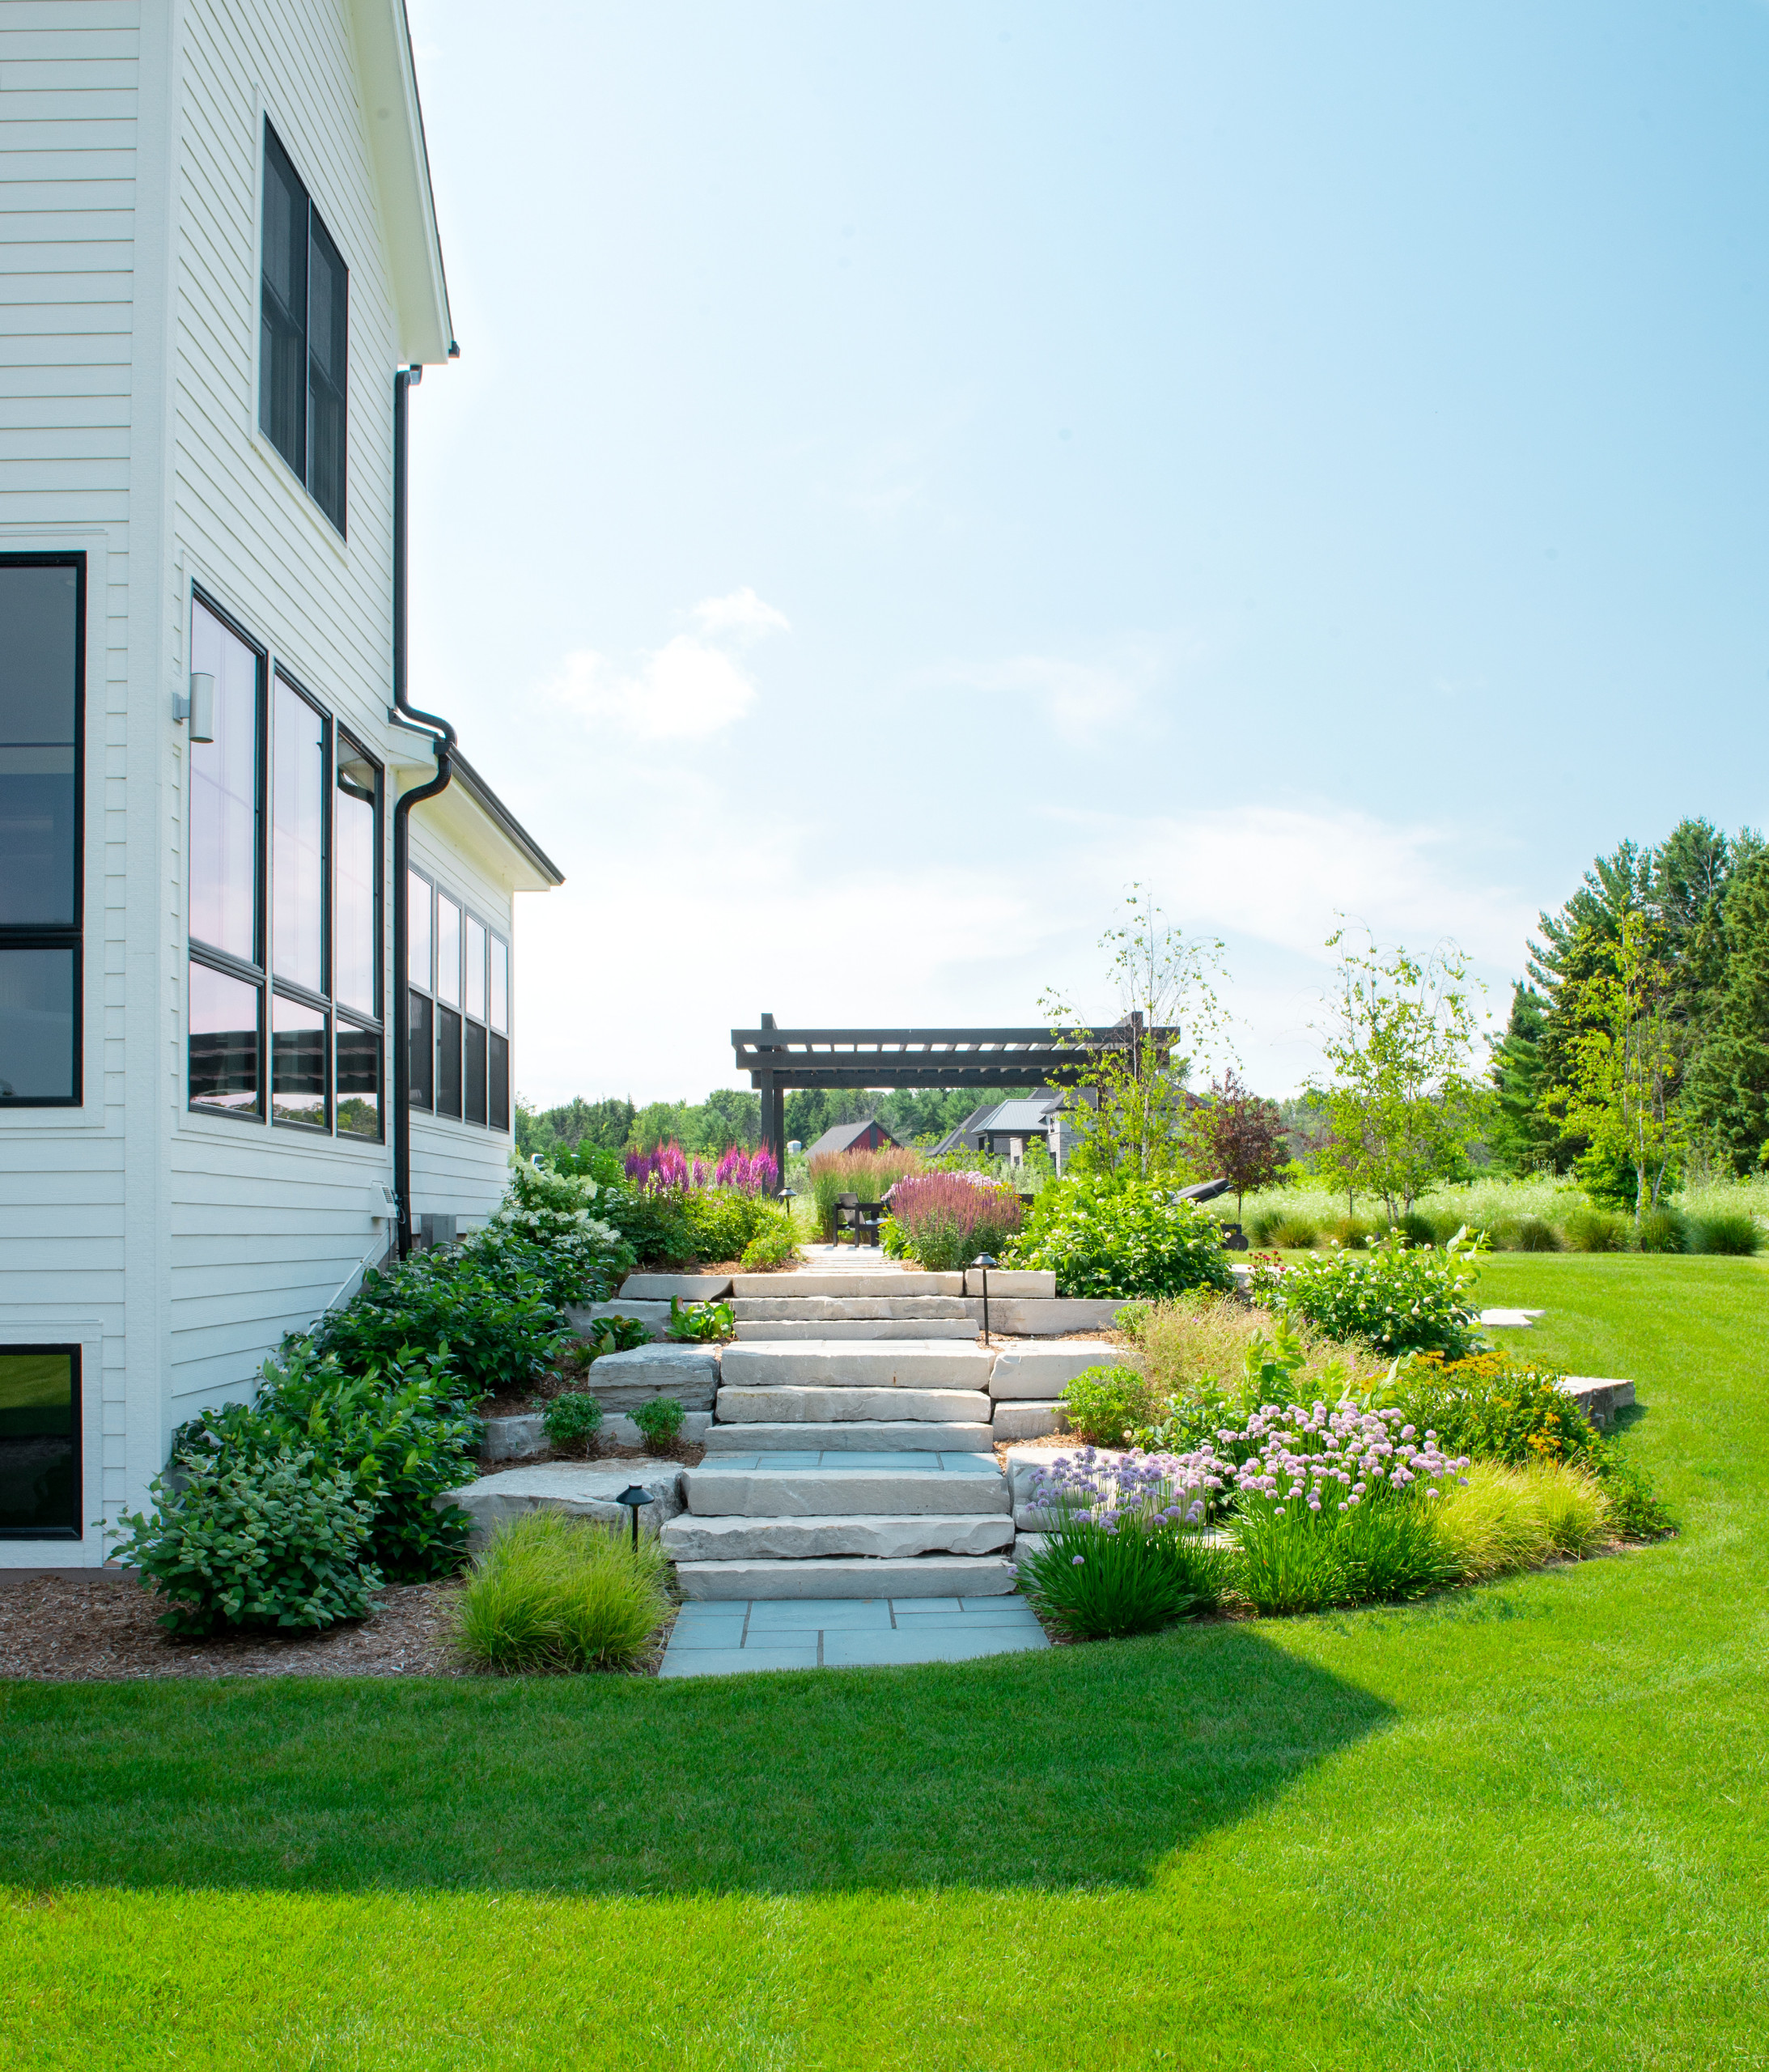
{"left": 659, "top": 1594, "right": 1050, "bottom": 1678}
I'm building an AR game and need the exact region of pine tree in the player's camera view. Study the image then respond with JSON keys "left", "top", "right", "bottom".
{"left": 1487, "top": 983, "right": 1558, "bottom": 1174}
{"left": 1685, "top": 849, "right": 1769, "bottom": 1174}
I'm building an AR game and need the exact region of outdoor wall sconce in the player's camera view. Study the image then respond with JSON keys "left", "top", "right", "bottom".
{"left": 615, "top": 1484, "right": 654, "bottom": 1551}
{"left": 973, "top": 1254, "right": 996, "bottom": 1345}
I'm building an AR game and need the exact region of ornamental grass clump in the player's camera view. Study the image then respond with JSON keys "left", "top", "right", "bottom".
{"left": 883, "top": 1171, "right": 1022, "bottom": 1272}
{"left": 807, "top": 1146, "right": 926, "bottom": 1238}
{"left": 1432, "top": 1460, "right": 1610, "bottom": 1582}
{"left": 1224, "top": 1402, "right": 1468, "bottom": 1613}
{"left": 451, "top": 1510, "right": 670, "bottom": 1673}
{"left": 1018, "top": 1446, "right": 1232, "bottom": 1640}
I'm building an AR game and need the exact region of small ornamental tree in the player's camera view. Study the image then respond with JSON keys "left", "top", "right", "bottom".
{"left": 1186, "top": 1071, "right": 1290, "bottom": 1216}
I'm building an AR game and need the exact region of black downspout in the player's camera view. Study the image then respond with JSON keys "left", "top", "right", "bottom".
{"left": 390, "top": 365, "right": 456, "bottom": 1259}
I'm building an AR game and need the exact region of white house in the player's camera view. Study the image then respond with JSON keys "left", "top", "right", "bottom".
{"left": 0, "top": 0, "right": 562, "bottom": 1565}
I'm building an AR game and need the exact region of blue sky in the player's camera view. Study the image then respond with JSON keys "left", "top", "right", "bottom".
{"left": 402, "top": 1, "right": 1769, "bottom": 1107}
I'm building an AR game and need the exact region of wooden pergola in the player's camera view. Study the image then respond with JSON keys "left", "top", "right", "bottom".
{"left": 732, "top": 1013, "right": 1177, "bottom": 1179}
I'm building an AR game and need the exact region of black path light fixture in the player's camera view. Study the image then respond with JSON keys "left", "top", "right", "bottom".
{"left": 615, "top": 1484, "right": 654, "bottom": 1552}
{"left": 973, "top": 1255, "right": 996, "bottom": 1346}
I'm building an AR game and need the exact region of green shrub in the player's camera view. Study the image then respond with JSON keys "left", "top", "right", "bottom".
{"left": 450, "top": 1511, "right": 670, "bottom": 1672}
{"left": 1687, "top": 1210, "right": 1763, "bottom": 1256}
{"left": 313, "top": 1247, "right": 570, "bottom": 1399}
{"left": 1514, "top": 1216, "right": 1562, "bottom": 1252}
{"left": 541, "top": 1391, "right": 604, "bottom": 1457}
{"left": 1637, "top": 1208, "right": 1688, "bottom": 1254}
{"left": 631, "top": 1397, "right": 685, "bottom": 1452}
{"left": 1327, "top": 1216, "right": 1379, "bottom": 1250}
{"left": 1008, "top": 1175, "right": 1235, "bottom": 1301}
{"left": 1249, "top": 1229, "right": 1483, "bottom": 1357}
{"left": 580, "top": 1314, "right": 651, "bottom": 1359}
{"left": 176, "top": 1340, "right": 481, "bottom": 1582}
{"left": 1392, "top": 1212, "right": 1436, "bottom": 1248}
{"left": 681, "top": 1188, "right": 775, "bottom": 1265}
{"left": 482, "top": 1157, "right": 634, "bottom": 1303}
{"left": 108, "top": 1447, "right": 381, "bottom": 1637}
{"left": 739, "top": 1213, "right": 800, "bottom": 1272}
{"left": 1563, "top": 1206, "right": 1627, "bottom": 1253}
{"left": 1059, "top": 1365, "right": 1154, "bottom": 1446}
{"left": 1017, "top": 1452, "right": 1229, "bottom": 1640}
{"left": 592, "top": 1187, "right": 694, "bottom": 1267}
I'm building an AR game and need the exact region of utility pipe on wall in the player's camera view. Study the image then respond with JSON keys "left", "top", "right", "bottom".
{"left": 389, "top": 364, "right": 456, "bottom": 1259}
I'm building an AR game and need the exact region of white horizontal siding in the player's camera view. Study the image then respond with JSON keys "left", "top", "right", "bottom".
{"left": 0, "top": 1, "right": 139, "bottom": 1563}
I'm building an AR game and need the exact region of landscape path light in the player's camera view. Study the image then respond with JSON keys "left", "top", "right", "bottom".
{"left": 615, "top": 1483, "right": 654, "bottom": 1552}
{"left": 973, "top": 1254, "right": 997, "bottom": 1346}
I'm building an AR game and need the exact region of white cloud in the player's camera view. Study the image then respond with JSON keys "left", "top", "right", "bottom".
{"left": 691, "top": 585, "right": 791, "bottom": 639}
{"left": 920, "top": 642, "right": 1175, "bottom": 742}
{"left": 545, "top": 588, "right": 789, "bottom": 741}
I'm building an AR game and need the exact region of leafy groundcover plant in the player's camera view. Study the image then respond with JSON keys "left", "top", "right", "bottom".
{"left": 1018, "top": 1448, "right": 1232, "bottom": 1640}
{"left": 632, "top": 1397, "right": 686, "bottom": 1453}
{"left": 740, "top": 1214, "right": 801, "bottom": 1272}
{"left": 882, "top": 1172, "right": 1022, "bottom": 1272}
{"left": 668, "top": 1297, "right": 734, "bottom": 1343}
{"left": 1008, "top": 1175, "right": 1236, "bottom": 1299}
{"left": 1249, "top": 1229, "right": 1484, "bottom": 1357}
{"left": 108, "top": 1446, "right": 381, "bottom": 1636}
{"left": 451, "top": 1511, "right": 670, "bottom": 1672}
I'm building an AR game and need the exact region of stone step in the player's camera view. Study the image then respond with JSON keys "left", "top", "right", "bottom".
{"left": 988, "top": 1341, "right": 1131, "bottom": 1399}
{"left": 571, "top": 1299, "right": 672, "bottom": 1340}
{"left": 963, "top": 1269, "right": 1057, "bottom": 1299}
{"left": 619, "top": 1273, "right": 734, "bottom": 1301}
{"left": 703, "top": 1420, "right": 995, "bottom": 1453}
{"left": 731, "top": 1271, "right": 964, "bottom": 1298}
{"left": 441, "top": 1461, "right": 685, "bottom": 1546}
{"left": 734, "top": 1318, "right": 975, "bottom": 1341}
{"left": 564, "top": 1341, "right": 720, "bottom": 1413}
{"left": 660, "top": 1512, "right": 1016, "bottom": 1561}
{"left": 732, "top": 1294, "right": 974, "bottom": 1320}
{"left": 686, "top": 1458, "right": 1008, "bottom": 1518}
{"left": 480, "top": 1408, "right": 713, "bottom": 1461}
{"left": 990, "top": 1297, "right": 1128, "bottom": 1336}
{"left": 674, "top": 1553, "right": 1020, "bottom": 1600}
{"left": 721, "top": 1342, "right": 994, "bottom": 1389}
{"left": 991, "top": 1400, "right": 1065, "bottom": 1441}
{"left": 717, "top": 1386, "right": 993, "bottom": 1424}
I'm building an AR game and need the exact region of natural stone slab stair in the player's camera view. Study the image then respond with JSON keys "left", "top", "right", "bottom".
{"left": 731, "top": 1270, "right": 965, "bottom": 1298}
{"left": 716, "top": 1386, "right": 994, "bottom": 1424}
{"left": 733, "top": 1295, "right": 975, "bottom": 1320}
{"left": 721, "top": 1342, "right": 994, "bottom": 1389}
{"left": 674, "top": 1553, "right": 1019, "bottom": 1600}
{"left": 621, "top": 1273, "right": 734, "bottom": 1300}
{"left": 991, "top": 1400, "right": 1065, "bottom": 1440}
{"left": 443, "top": 1461, "right": 684, "bottom": 1544}
{"left": 988, "top": 1341, "right": 1130, "bottom": 1398}
{"left": 704, "top": 1420, "right": 997, "bottom": 1453}
{"left": 661, "top": 1513, "right": 1015, "bottom": 1561}
{"left": 686, "top": 1455, "right": 1008, "bottom": 1517}
{"left": 574, "top": 1341, "right": 719, "bottom": 1412}
{"left": 733, "top": 1317, "right": 975, "bottom": 1340}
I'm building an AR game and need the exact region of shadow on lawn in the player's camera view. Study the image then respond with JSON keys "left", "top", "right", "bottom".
{"left": 0, "top": 1624, "right": 1391, "bottom": 1896}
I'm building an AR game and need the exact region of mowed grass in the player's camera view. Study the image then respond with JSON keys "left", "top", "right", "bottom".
{"left": 4, "top": 1256, "right": 1768, "bottom": 2070}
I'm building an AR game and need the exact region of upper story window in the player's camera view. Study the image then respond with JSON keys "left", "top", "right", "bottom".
{"left": 405, "top": 871, "right": 510, "bottom": 1133}
{"left": 0, "top": 555, "right": 83, "bottom": 1107}
{"left": 260, "top": 122, "right": 349, "bottom": 536}
{"left": 186, "top": 592, "right": 382, "bottom": 1139}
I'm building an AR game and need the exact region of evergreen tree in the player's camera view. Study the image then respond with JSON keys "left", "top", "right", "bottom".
{"left": 1685, "top": 848, "right": 1769, "bottom": 1174}
{"left": 1487, "top": 983, "right": 1557, "bottom": 1174}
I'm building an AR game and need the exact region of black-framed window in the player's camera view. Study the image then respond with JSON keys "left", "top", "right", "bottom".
{"left": 187, "top": 591, "right": 381, "bottom": 1136}
{"left": 406, "top": 871, "right": 510, "bottom": 1132}
{"left": 261, "top": 121, "right": 350, "bottom": 535}
{"left": 0, "top": 555, "right": 83, "bottom": 1108}
{"left": 0, "top": 1344, "right": 80, "bottom": 1539}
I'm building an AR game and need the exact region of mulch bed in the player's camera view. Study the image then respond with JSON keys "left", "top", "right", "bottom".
{"left": 0, "top": 1573, "right": 469, "bottom": 1682}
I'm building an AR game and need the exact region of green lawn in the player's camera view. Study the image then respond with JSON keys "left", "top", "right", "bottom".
{"left": 4, "top": 1255, "right": 1768, "bottom": 2069}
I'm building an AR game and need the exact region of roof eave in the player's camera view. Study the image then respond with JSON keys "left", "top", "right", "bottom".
{"left": 352, "top": 0, "right": 455, "bottom": 363}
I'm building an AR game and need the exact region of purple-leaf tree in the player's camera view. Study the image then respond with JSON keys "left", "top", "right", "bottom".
{"left": 1188, "top": 1071, "right": 1291, "bottom": 1218}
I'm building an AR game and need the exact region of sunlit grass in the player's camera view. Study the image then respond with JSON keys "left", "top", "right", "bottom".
{"left": 2, "top": 1254, "right": 1767, "bottom": 2069}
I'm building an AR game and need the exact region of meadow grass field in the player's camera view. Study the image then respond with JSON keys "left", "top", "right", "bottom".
{"left": 2, "top": 1254, "right": 1765, "bottom": 2070}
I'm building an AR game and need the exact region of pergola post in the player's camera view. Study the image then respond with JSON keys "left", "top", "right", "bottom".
{"left": 758, "top": 1011, "right": 787, "bottom": 1180}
